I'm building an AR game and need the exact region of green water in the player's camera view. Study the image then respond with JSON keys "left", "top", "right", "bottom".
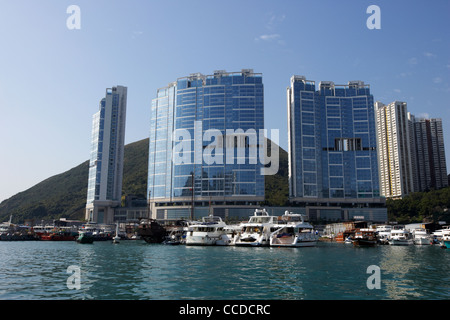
{"left": 0, "top": 241, "right": 448, "bottom": 300}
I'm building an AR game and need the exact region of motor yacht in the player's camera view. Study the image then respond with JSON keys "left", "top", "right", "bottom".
{"left": 216, "top": 225, "right": 241, "bottom": 246}
{"left": 433, "top": 225, "right": 450, "bottom": 240}
{"left": 389, "top": 226, "right": 414, "bottom": 245}
{"left": 269, "top": 211, "right": 318, "bottom": 247}
{"left": 375, "top": 225, "right": 392, "bottom": 244}
{"left": 234, "top": 209, "right": 278, "bottom": 247}
{"left": 185, "top": 215, "right": 227, "bottom": 246}
{"left": 440, "top": 229, "right": 450, "bottom": 249}
{"left": 412, "top": 228, "right": 432, "bottom": 245}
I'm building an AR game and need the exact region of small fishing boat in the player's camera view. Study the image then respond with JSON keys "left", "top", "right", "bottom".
{"left": 40, "top": 230, "right": 77, "bottom": 241}
{"left": 76, "top": 231, "right": 94, "bottom": 244}
{"left": 344, "top": 237, "right": 354, "bottom": 244}
{"left": 137, "top": 218, "right": 167, "bottom": 244}
{"left": 352, "top": 229, "right": 377, "bottom": 247}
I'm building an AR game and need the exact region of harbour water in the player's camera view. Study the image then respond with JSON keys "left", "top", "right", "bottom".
{"left": 0, "top": 240, "right": 448, "bottom": 300}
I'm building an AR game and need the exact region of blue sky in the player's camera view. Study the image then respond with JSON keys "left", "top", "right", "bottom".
{"left": 0, "top": 0, "right": 449, "bottom": 203}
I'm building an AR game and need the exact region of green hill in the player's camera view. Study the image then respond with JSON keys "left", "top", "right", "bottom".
{"left": 0, "top": 138, "right": 289, "bottom": 224}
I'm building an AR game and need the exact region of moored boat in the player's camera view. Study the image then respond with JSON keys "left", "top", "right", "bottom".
{"left": 412, "top": 228, "right": 432, "bottom": 245}
{"left": 40, "top": 229, "right": 77, "bottom": 241}
{"left": 433, "top": 225, "right": 450, "bottom": 240}
{"left": 269, "top": 211, "right": 318, "bottom": 247}
{"left": 352, "top": 229, "right": 377, "bottom": 247}
{"left": 186, "top": 215, "right": 227, "bottom": 246}
{"left": 216, "top": 225, "right": 240, "bottom": 246}
{"left": 234, "top": 209, "right": 278, "bottom": 247}
{"left": 389, "top": 226, "right": 414, "bottom": 245}
{"left": 375, "top": 225, "right": 392, "bottom": 245}
{"left": 76, "top": 231, "right": 94, "bottom": 244}
{"left": 440, "top": 229, "right": 450, "bottom": 249}
{"left": 137, "top": 218, "right": 167, "bottom": 244}
{"left": 80, "top": 223, "right": 113, "bottom": 241}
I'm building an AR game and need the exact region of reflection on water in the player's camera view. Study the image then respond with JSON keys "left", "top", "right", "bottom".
{"left": 380, "top": 246, "right": 422, "bottom": 299}
{"left": 380, "top": 245, "right": 450, "bottom": 300}
{"left": 0, "top": 241, "right": 448, "bottom": 300}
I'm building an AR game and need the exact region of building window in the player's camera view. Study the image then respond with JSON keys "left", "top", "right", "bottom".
{"left": 334, "top": 138, "right": 362, "bottom": 151}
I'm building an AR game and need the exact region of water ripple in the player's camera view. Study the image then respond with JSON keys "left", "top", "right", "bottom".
{"left": 0, "top": 241, "right": 448, "bottom": 300}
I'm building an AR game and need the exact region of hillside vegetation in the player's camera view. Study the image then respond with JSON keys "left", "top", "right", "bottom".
{"left": 386, "top": 187, "right": 450, "bottom": 224}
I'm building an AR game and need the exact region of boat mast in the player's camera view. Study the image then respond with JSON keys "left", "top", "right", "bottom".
{"left": 147, "top": 190, "right": 152, "bottom": 219}
{"left": 190, "top": 172, "right": 194, "bottom": 221}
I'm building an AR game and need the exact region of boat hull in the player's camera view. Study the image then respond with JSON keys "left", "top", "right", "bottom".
{"left": 414, "top": 238, "right": 432, "bottom": 245}
{"left": 186, "top": 235, "right": 218, "bottom": 246}
{"left": 235, "top": 238, "right": 269, "bottom": 247}
{"left": 137, "top": 220, "right": 167, "bottom": 244}
{"left": 270, "top": 235, "right": 317, "bottom": 247}
{"left": 389, "top": 239, "right": 414, "bottom": 246}
{"left": 235, "top": 242, "right": 268, "bottom": 247}
{"left": 353, "top": 239, "right": 377, "bottom": 247}
{"left": 41, "top": 234, "right": 76, "bottom": 241}
{"left": 76, "top": 236, "right": 94, "bottom": 244}
{"left": 271, "top": 240, "right": 317, "bottom": 247}
{"left": 443, "top": 240, "right": 450, "bottom": 249}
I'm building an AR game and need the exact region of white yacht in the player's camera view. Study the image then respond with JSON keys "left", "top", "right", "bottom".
{"left": 234, "top": 209, "right": 278, "bottom": 247}
{"left": 375, "top": 225, "right": 392, "bottom": 244}
{"left": 216, "top": 225, "right": 241, "bottom": 246}
{"left": 441, "top": 229, "right": 450, "bottom": 249}
{"left": 0, "top": 215, "right": 13, "bottom": 234}
{"left": 269, "top": 211, "right": 318, "bottom": 247}
{"left": 412, "top": 228, "right": 432, "bottom": 245}
{"left": 433, "top": 225, "right": 450, "bottom": 240}
{"left": 185, "top": 215, "right": 227, "bottom": 246}
{"left": 389, "top": 226, "right": 414, "bottom": 245}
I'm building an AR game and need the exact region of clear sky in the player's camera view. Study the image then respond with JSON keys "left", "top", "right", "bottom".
{"left": 0, "top": 0, "right": 449, "bottom": 203}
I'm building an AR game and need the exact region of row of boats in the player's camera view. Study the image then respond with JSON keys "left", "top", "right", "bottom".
{"left": 141, "top": 209, "right": 450, "bottom": 249}
{"left": 0, "top": 217, "right": 122, "bottom": 244}
{"left": 144, "top": 209, "right": 320, "bottom": 247}
{"left": 336, "top": 224, "right": 450, "bottom": 248}
{"left": 2, "top": 210, "right": 449, "bottom": 249}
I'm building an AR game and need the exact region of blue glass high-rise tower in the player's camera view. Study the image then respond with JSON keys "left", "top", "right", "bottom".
{"left": 287, "top": 76, "right": 383, "bottom": 218}
{"left": 148, "top": 70, "right": 265, "bottom": 220}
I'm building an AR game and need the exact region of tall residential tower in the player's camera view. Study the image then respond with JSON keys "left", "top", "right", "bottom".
{"left": 147, "top": 70, "right": 265, "bottom": 220}
{"left": 85, "top": 85, "right": 127, "bottom": 223}
{"left": 376, "top": 100, "right": 448, "bottom": 198}
{"left": 411, "top": 117, "right": 448, "bottom": 191}
{"left": 375, "top": 101, "right": 414, "bottom": 199}
{"left": 287, "top": 76, "right": 385, "bottom": 221}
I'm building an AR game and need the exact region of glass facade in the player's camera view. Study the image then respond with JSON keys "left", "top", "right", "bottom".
{"left": 86, "top": 86, "right": 127, "bottom": 206}
{"left": 288, "top": 76, "right": 380, "bottom": 203}
{"left": 148, "top": 70, "right": 264, "bottom": 205}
